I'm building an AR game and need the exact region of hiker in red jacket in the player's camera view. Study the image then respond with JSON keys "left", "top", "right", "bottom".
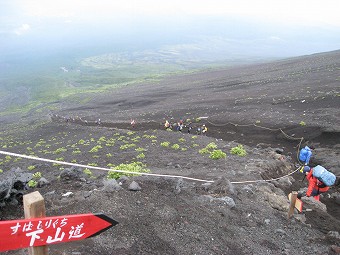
{"left": 298, "top": 166, "right": 330, "bottom": 201}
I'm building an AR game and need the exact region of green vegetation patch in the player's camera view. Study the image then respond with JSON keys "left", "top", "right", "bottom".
{"left": 230, "top": 145, "right": 247, "bottom": 157}
{"left": 209, "top": 150, "right": 227, "bottom": 159}
{"left": 107, "top": 162, "right": 150, "bottom": 180}
{"left": 161, "top": 141, "right": 170, "bottom": 147}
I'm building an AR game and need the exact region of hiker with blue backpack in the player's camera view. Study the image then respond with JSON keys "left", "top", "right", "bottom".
{"left": 298, "top": 165, "right": 336, "bottom": 201}
{"left": 299, "top": 145, "right": 315, "bottom": 166}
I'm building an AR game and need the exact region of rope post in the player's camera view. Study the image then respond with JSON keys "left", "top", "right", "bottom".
{"left": 287, "top": 191, "right": 298, "bottom": 220}
{"left": 23, "top": 191, "right": 48, "bottom": 255}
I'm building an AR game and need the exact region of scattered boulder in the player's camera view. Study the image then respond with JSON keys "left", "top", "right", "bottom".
{"left": 206, "top": 176, "right": 235, "bottom": 195}
{"left": 300, "top": 196, "right": 327, "bottom": 212}
{"left": 331, "top": 245, "right": 340, "bottom": 254}
{"left": 59, "top": 166, "right": 87, "bottom": 181}
{"left": 117, "top": 176, "right": 130, "bottom": 185}
{"left": 62, "top": 191, "right": 73, "bottom": 197}
{"left": 0, "top": 179, "right": 12, "bottom": 202}
{"left": 0, "top": 168, "right": 32, "bottom": 206}
{"left": 326, "top": 231, "right": 340, "bottom": 241}
{"left": 37, "top": 177, "right": 50, "bottom": 188}
{"left": 198, "top": 195, "right": 236, "bottom": 208}
{"left": 239, "top": 185, "right": 255, "bottom": 196}
{"left": 274, "top": 228, "right": 287, "bottom": 236}
{"left": 128, "top": 181, "right": 141, "bottom": 191}
{"left": 266, "top": 193, "right": 290, "bottom": 212}
{"left": 272, "top": 176, "right": 294, "bottom": 190}
{"left": 83, "top": 191, "right": 92, "bottom": 199}
{"left": 174, "top": 178, "right": 183, "bottom": 194}
{"left": 275, "top": 148, "right": 284, "bottom": 154}
{"left": 102, "top": 179, "right": 122, "bottom": 192}
{"left": 214, "top": 196, "right": 236, "bottom": 208}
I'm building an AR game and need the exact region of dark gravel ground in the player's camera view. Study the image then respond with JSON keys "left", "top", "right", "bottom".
{"left": 0, "top": 50, "right": 340, "bottom": 254}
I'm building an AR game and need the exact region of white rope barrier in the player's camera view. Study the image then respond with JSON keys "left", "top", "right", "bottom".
{"left": 206, "top": 120, "right": 304, "bottom": 141}
{"left": 0, "top": 150, "right": 300, "bottom": 185}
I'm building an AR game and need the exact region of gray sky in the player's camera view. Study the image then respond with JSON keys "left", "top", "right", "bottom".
{"left": 1, "top": 0, "right": 340, "bottom": 60}
{"left": 3, "top": 0, "right": 340, "bottom": 29}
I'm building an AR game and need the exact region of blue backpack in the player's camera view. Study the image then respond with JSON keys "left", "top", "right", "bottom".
{"left": 312, "top": 165, "right": 336, "bottom": 186}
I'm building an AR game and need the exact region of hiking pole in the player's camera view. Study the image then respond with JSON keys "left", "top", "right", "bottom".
{"left": 299, "top": 165, "right": 306, "bottom": 182}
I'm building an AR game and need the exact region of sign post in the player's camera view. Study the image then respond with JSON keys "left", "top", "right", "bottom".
{"left": 287, "top": 191, "right": 298, "bottom": 219}
{"left": 24, "top": 191, "right": 47, "bottom": 255}
{"left": 0, "top": 213, "right": 118, "bottom": 252}
{"left": 0, "top": 192, "right": 118, "bottom": 253}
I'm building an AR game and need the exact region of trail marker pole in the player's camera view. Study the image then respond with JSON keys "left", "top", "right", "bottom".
{"left": 23, "top": 191, "right": 48, "bottom": 255}
{"left": 287, "top": 191, "right": 298, "bottom": 219}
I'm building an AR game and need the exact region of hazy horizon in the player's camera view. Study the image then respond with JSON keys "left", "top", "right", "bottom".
{"left": 1, "top": 1, "right": 340, "bottom": 62}
{"left": 0, "top": 0, "right": 340, "bottom": 113}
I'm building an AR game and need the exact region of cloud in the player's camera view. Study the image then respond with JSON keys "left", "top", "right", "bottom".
{"left": 16, "top": 0, "right": 340, "bottom": 27}
{"left": 14, "top": 23, "right": 30, "bottom": 35}
{"left": 269, "top": 36, "right": 283, "bottom": 42}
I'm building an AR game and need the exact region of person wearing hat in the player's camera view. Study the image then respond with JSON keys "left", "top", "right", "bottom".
{"left": 298, "top": 166, "right": 330, "bottom": 201}
{"left": 202, "top": 124, "right": 208, "bottom": 135}
{"left": 299, "top": 145, "right": 315, "bottom": 166}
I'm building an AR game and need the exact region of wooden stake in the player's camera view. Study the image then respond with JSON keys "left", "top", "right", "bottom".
{"left": 287, "top": 191, "right": 298, "bottom": 219}
{"left": 23, "top": 191, "right": 48, "bottom": 255}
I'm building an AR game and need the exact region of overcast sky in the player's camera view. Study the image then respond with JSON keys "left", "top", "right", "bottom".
{"left": 1, "top": 0, "right": 340, "bottom": 60}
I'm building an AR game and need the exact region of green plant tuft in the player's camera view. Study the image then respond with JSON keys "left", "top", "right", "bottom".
{"left": 83, "top": 168, "right": 93, "bottom": 177}
{"left": 28, "top": 180, "right": 38, "bottom": 188}
{"left": 171, "top": 144, "right": 180, "bottom": 150}
{"left": 107, "top": 162, "right": 150, "bottom": 179}
{"left": 299, "top": 121, "right": 306, "bottom": 126}
{"left": 32, "top": 172, "right": 42, "bottom": 179}
{"left": 27, "top": 165, "right": 36, "bottom": 171}
{"left": 230, "top": 145, "right": 247, "bottom": 156}
{"left": 161, "top": 141, "right": 170, "bottom": 147}
{"left": 89, "top": 145, "right": 102, "bottom": 153}
{"left": 206, "top": 142, "right": 217, "bottom": 150}
{"left": 136, "top": 153, "right": 145, "bottom": 159}
{"left": 209, "top": 150, "right": 226, "bottom": 159}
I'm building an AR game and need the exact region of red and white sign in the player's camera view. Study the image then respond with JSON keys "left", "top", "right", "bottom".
{"left": 0, "top": 213, "right": 118, "bottom": 252}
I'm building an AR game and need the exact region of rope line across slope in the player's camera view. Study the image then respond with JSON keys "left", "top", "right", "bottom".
{"left": 0, "top": 150, "right": 301, "bottom": 185}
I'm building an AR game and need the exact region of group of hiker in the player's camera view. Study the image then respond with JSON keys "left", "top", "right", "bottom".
{"left": 53, "top": 113, "right": 337, "bottom": 203}
{"left": 164, "top": 120, "right": 208, "bottom": 135}
{"left": 297, "top": 145, "right": 336, "bottom": 201}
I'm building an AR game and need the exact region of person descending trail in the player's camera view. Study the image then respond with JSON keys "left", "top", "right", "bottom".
{"left": 131, "top": 119, "right": 136, "bottom": 128}
{"left": 298, "top": 165, "right": 335, "bottom": 201}
{"left": 177, "top": 121, "right": 183, "bottom": 132}
{"left": 202, "top": 124, "right": 208, "bottom": 135}
{"left": 299, "top": 145, "right": 315, "bottom": 166}
{"left": 164, "top": 120, "right": 171, "bottom": 129}
{"left": 186, "top": 122, "right": 193, "bottom": 134}
{"left": 196, "top": 126, "right": 201, "bottom": 135}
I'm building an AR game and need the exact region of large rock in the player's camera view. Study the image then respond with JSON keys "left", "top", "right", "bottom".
{"left": 0, "top": 168, "right": 32, "bottom": 206}
{"left": 300, "top": 196, "right": 327, "bottom": 212}
{"left": 59, "top": 166, "right": 87, "bottom": 181}
{"left": 266, "top": 193, "right": 290, "bottom": 212}
{"left": 257, "top": 183, "right": 289, "bottom": 211}
{"left": 0, "top": 179, "right": 12, "bottom": 201}
{"left": 102, "top": 179, "right": 122, "bottom": 192}
{"left": 128, "top": 181, "right": 141, "bottom": 191}
{"left": 206, "top": 176, "right": 236, "bottom": 195}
